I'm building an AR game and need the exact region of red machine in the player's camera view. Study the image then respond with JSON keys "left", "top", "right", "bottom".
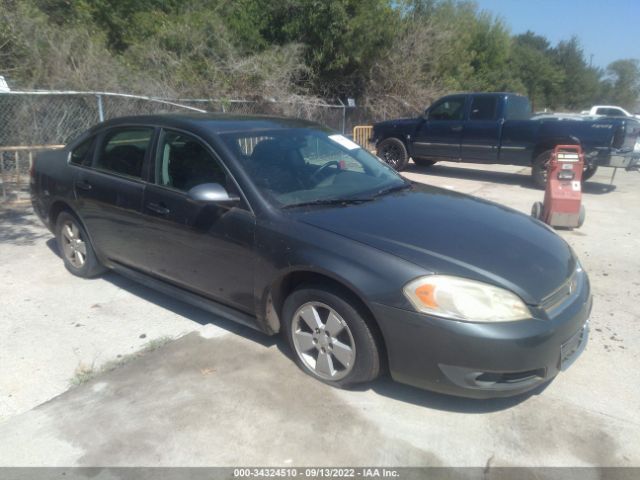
{"left": 531, "top": 145, "right": 585, "bottom": 228}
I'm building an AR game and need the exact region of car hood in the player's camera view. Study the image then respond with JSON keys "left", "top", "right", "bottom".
{"left": 290, "top": 183, "right": 576, "bottom": 305}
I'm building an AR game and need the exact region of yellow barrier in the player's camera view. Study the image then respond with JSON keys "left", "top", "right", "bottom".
{"left": 352, "top": 125, "right": 374, "bottom": 151}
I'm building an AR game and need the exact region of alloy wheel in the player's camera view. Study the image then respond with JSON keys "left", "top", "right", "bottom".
{"left": 291, "top": 302, "right": 356, "bottom": 381}
{"left": 61, "top": 220, "right": 87, "bottom": 268}
{"left": 380, "top": 143, "right": 401, "bottom": 168}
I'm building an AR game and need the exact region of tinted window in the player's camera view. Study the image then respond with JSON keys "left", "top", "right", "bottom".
{"left": 428, "top": 97, "right": 465, "bottom": 121}
{"left": 96, "top": 128, "right": 153, "bottom": 179}
{"left": 596, "top": 108, "right": 624, "bottom": 117}
{"left": 504, "top": 96, "right": 531, "bottom": 120}
{"left": 156, "top": 130, "right": 226, "bottom": 191}
{"left": 69, "top": 137, "right": 95, "bottom": 167}
{"left": 221, "top": 129, "right": 405, "bottom": 207}
{"left": 470, "top": 96, "right": 498, "bottom": 121}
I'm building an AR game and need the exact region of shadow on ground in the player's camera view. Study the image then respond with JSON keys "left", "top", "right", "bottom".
{"left": 406, "top": 163, "right": 617, "bottom": 195}
{"left": 0, "top": 205, "right": 49, "bottom": 246}
{"left": 406, "top": 163, "right": 533, "bottom": 188}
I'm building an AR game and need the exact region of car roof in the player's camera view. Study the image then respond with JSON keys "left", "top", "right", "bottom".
{"left": 97, "top": 113, "right": 323, "bottom": 134}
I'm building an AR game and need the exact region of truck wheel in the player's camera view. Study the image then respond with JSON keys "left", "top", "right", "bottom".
{"left": 413, "top": 158, "right": 438, "bottom": 168}
{"left": 532, "top": 150, "right": 552, "bottom": 189}
{"left": 377, "top": 138, "right": 409, "bottom": 171}
{"left": 582, "top": 165, "right": 598, "bottom": 181}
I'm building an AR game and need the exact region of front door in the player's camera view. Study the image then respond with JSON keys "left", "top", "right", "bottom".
{"left": 412, "top": 95, "right": 466, "bottom": 160}
{"left": 141, "top": 129, "right": 256, "bottom": 314}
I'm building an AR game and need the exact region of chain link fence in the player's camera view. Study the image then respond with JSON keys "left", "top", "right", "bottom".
{"left": 0, "top": 91, "right": 351, "bottom": 202}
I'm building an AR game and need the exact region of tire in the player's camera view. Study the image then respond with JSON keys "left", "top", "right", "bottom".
{"left": 582, "top": 165, "right": 598, "bottom": 181}
{"left": 376, "top": 137, "right": 409, "bottom": 171}
{"left": 413, "top": 158, "right": 438, "bottom": 167}
{"left": 531, "top": 201, "right": 544, "bottom": 220}
{"left": 281, "top": 285, "right": 381, "bottom": 388}
{"left": 55, "top": 211, "right": 105, "bottom": 278}
{"left": 578, "top": 205, "right": 586, "bottom": 228}
{"left": 532, "top": 149, "right": 552, "bottom": 190}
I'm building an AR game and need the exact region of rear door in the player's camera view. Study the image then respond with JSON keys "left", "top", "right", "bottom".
{"left": 412, "top": 95, "right": 466, "bottom": 160}
{"left": 73, "top": 126, "right": 155, "bottom": 269}
{"left": 461, "top": 95, "right": 501, "bottom": 162}
{"left": 140, "top": 129, "right": 256, "bottom": 314}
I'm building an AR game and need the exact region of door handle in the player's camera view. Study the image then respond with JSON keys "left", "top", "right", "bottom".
{"left": 146, "top": 202, "right": 170, "bottom": 215}
{"left": 75, "top": 181, "right": 92, "bottom": 191}
{"left": 451, "top": 126, "right": 463, "bottom": 132}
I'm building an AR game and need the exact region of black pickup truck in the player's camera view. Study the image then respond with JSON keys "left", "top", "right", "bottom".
{"left": 372, "top": 92, "right": 640, "bottom": 188}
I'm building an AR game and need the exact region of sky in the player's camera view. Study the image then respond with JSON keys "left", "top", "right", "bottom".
{"left": 474, "top": 0, "right": 639, "bottom": 69}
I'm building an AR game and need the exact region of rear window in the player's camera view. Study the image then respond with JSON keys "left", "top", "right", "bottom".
{"left": 596, "top": 108, "right": 624, "bottom": 117}
{"left": 69, "top": 137, "right": 95, "bottom": 167}
{"left": 504, "top": 96, "right": 531, "bottom": 120}
{"left": 470, "top": 96, "right": 498, "bottom": 121}
{"left": 96, "top": 128, "right": 153, "bottom": 179}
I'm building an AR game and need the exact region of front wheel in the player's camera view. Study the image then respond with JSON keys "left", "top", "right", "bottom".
{"left": 376, "top": 137, "right": 409, "bottom": 171}
{"left": 282, "top": 286, "right": 381, "bottom": 388}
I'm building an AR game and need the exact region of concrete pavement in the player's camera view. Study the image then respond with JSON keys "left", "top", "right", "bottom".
{"left": 0, "top": 162, "right": 638, "bottom": 466}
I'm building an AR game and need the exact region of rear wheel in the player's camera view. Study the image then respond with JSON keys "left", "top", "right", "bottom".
{"left": 376, "top": 138, "right": 409, "bottom": 171}
{"left": 532, "top": 149, "right": 552, "bottom": 189}
{"left": 413, "top": 158, "right": 438, "bottom": 168}
{"left": 282, "top": 285, "right": 381, "bottom": 388}
{"left": 55, "top": 211, "right": 105, "bottom": 278}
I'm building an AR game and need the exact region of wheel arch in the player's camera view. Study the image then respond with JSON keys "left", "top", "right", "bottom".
{"left": 48, "top": 200, "right": 102, "bottom": 263}
{"left": 531, "top": 136, "right": 581, "bottom": 163}
{"left": 262, "top": 268, "right": 388, "bottom": 365}
{"left": 49, "top": 199, "right": 79, "bottom": 230}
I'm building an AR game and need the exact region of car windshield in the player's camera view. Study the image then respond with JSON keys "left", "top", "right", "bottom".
{"left": 221, "top": 128, "right": 407, "bottom": 207}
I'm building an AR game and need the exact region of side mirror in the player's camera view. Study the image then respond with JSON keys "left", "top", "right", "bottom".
{"left": 187, "top": 183, "right": 240, "bottom": 205}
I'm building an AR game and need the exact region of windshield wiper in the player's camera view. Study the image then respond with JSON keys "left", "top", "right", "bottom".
{"left": 372, "top": 182, "right": 412, "bottom": 198}
{"left": 283, "top": 197, "right": 374, "bottom": 209}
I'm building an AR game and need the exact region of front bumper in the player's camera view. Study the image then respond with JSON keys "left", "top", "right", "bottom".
{"left": 371, "top": 282, "right": 592, "bottom": 399}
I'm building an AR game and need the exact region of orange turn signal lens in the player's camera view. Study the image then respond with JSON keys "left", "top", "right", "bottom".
{"left": 415, "top": 284, "right": 437, "bottom": 308}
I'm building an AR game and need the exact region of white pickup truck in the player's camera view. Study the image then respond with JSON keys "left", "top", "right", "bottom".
{"left": 581, "top": 105, "right": 640, "bottom": 119}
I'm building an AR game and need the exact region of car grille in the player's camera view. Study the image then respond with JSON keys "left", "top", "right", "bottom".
{"left": 542, "top": 268, "right": 580, "bottom": 312}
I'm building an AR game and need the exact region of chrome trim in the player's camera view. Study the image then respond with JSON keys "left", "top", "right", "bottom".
{"left": 461, "top": 144, "right": 495, "bottom": 149}
{"left": 414, "top": 142, "right": 459, "bottom": 148}
{"left": 500, "top": 145, "right": 527, "bottom": 151}
{"left": 542, "top": 268, "right": 581, "bottom": 313}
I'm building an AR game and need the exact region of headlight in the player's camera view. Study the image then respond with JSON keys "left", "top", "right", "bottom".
{"left": 403, "top": 275, "right": 530, "bottom": 322}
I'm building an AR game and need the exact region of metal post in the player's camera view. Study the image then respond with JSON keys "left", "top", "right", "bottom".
{"left": 338, "top": 99, "right": 346, "bottom": 134}
{"left": 0, "top": 150, "right": 6, "bottom": 202}
{"left": 15, "top": 151, "right": 20, "bottom": 189}
{"left": 96, "top": 94, "right": 104, "bottom": 122}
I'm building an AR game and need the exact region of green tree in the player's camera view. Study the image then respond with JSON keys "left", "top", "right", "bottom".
{"left": 509, "top": 32, "right": 563, "bottom": 111}
{"left": 550, "top": 37, "right": 601, "bottom": 109}
{"left": 603, "top": 59, "right": 640, "bottom": 110}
